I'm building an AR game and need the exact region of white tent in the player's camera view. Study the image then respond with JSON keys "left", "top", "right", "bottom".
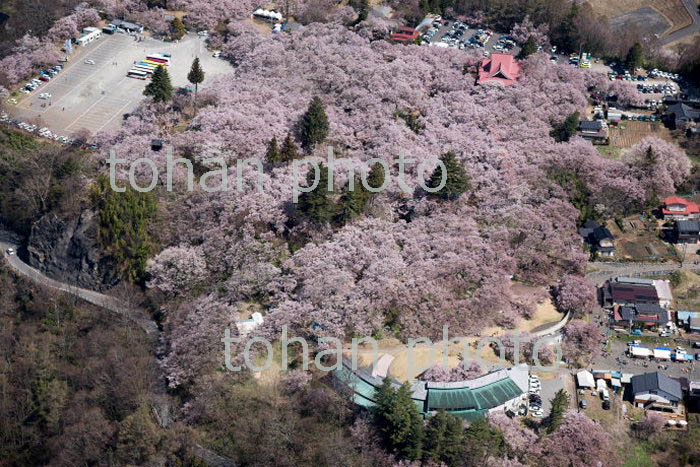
{"left": 630, "top": 346, "right": 652, "bottom": 358}
{"left": 596, "top": 378, "right": 607, "bottom": 392}
{"left": 611, "top": 378, "right": 621, "bottom": 388}
{"left": 576, "top": 370, "right": 595, "bottom": 388}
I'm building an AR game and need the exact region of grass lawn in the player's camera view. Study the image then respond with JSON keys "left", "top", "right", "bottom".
{"left": 624, "top": 444, "right": 655, "bottom": 467}
{"left": 596, "top": 145, "right": 623, "bottom": 159}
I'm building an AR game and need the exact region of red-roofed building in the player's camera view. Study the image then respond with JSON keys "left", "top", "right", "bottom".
{"left": 392, "top": 27, "right": 419, "bottom": 43}
{"left": 477, "top": 53, "right": 521, "bottom": 86}
{"left": 662, "top": 196, "right": 700, "bottom": 221}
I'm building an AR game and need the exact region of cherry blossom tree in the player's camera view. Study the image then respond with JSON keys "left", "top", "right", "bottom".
{"left": 146, "top": 245, "right": 208, "bottom": 298}
{"left": 561, "top": 319, "right": 604, "bottom": 365}
{"left": 542, "top": 411, "right": 619, "bottom": 467}
{"left": 509, "top": 16, "right": 549, "bottom": 46}
{"left": 419, "top": 361, "right": 482, "bottom": 382}
{"left": 554, "top": 274, "right": 597, "bottom": 317}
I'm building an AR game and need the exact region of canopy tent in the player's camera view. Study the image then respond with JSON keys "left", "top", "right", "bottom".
{"left": 611, "top": 378, "right": 621, "bottom": 388}
{"left": 653, "top": 348, "right": 672, "bottom": 360}
{"left": 576, "top": 370, "right": 595, "bottom": 388}
{"left": 631, "top": 346, "right": 652, "bottom": 358}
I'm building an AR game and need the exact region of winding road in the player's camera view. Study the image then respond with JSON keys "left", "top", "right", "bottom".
{"left": 660, "top": 0, "right": 700, "bottom": 45}
{"left": 0, "top": 239, "right": 158, "bottom": 335}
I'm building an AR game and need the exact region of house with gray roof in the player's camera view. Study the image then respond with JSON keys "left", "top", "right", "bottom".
{"left": 630, "top": 372, "right": 683, "bottom": 415}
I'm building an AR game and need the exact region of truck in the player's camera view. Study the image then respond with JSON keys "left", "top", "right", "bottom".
{"left": 601, "top": 388, "right": 610, "bottom": 401}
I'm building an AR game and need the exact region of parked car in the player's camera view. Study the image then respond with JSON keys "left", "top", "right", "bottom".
{"left": 631, "top": 330, "right": 643, "bottom": 336}
{"left": 84, "top": 59, "right": 95, "bottom": 65}
{"left": 6, "top": 248, "right": 15, "bottom": 255}
{"left": 580, "top": 400, "right": 588, "bottom": 409}
{"left": 602, "top": 400, "right": 611, "bottom": 410}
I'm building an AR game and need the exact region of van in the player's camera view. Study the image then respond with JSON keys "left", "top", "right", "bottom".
{"left": 601, "top": 388, "right": 610, "bottom": 401}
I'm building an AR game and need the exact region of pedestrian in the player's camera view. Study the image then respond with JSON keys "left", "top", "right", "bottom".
{"left": 62, "top": 107, "right": 65, "bottom": 111}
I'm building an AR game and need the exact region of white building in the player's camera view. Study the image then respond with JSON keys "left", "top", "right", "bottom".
{"left": 76, "top": 27, "right": 102, "bottom": 46}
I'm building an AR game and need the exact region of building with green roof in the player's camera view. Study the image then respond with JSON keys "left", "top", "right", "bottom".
{"left": 333, "top": 358, "right": 529, "bottom": 421}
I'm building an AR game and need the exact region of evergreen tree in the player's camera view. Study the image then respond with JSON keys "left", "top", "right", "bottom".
{"left": 372, "top": 380, "right": 424, "bottom": 460}
{"left": 171, "top": 17, "right": 186, "bottom": 39}
{"left": 463, "top": 418, "right": 506, "bottom": 466}
{"left": 299, "top": 96, "right": 330, "bottom": 151}
{"left": 366, "top": 161, "right": 386, "bottom": 192}
{"left": 187, "top": 57, "right": 205, "bottom": 105}
{"left": 518, "top": 35, "right": 538, "bottom": 59}
{"left": 546, "top": 389, "right": 570, "bottom": 434}
{"left": 297, "top": 164, "right": 335, "bottom": 223}
{"left": 143, "top": 65, "right": 173, "bottom": 103}
{"left": 550, "top": 111, "right": 580, "bottom": 142}
{"left": 626, "top": 42, "right": 644, "bottom": 71}
{"left": 554, "top": 2, "right": 580, "bottom": 53}
{"left": 335, "top": 176, "right": 370, "bottom": 225}
{"left": 265, "top": 136, "right": 281, "bottom": 164}
{"left": 280, "top": 132, "right": 300, "bottom": 162}
{"left": 423, "top": 410, "right": 465, "bottom": 465}
{"left": 426, "top": 151, "right": 470, "bottom": 200}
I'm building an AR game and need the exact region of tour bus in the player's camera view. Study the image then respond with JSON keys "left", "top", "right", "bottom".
{"left": 147, "top": 54, "right": 171, "bottom": 65}
{"left": 146, "top": 56, "right": 169, "bottom": 65}
{"left": 137, "top": 61, "right": 157, "bottom": 69}
{"left": 143, "top": 59, "right": 167, "bottom": 68}
{"left": 132, "top": 65, "right": 155, "bottom": 75}
{"left": 145, "top": 56, "right": 169, "bottom": 65}
{"left": 127, "top": 69, "right": 148, "bottom": 80}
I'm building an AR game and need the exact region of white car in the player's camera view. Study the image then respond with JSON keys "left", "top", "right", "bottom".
{"left": 6, "top": 248, "right": 15, "bottom": 255}
{"left": 84, "top": 59, "right": 95, "bottom": 65}
{"left": 212, "top": 50, "right": 222, "bottom": 58}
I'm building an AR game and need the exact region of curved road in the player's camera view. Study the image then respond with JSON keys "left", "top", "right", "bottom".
{"left": 0, "top": 240, "right": 158, "bottom": 335}
{"left": 660, "top": 0, "right": 700, "bottom": 45}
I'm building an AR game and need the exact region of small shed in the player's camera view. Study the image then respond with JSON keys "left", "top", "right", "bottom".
{"left": 576, "top": 370, "right": 595, "bottom": 388}
{"left": 621, "top": 373, "right": 634, "bottom": 384}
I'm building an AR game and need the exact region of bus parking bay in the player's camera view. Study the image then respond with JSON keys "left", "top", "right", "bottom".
{"left": 10, "top": 32, "right": 232, "bottom": 136}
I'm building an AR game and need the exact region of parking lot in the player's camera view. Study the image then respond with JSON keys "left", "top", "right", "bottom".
{"left": 422, "top": 19, "right": 521, "bottom": 57}
{"left": 8, "top": 32, "right": 232, "bottom": 136}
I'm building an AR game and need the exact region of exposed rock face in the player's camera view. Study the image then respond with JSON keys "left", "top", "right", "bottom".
{"left": 27, "top": 210, "right": 120, "bottom": 291}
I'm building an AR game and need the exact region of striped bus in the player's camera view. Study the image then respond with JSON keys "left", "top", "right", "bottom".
{"left": 127, "top": 69, "right": 148, "bottom": 80}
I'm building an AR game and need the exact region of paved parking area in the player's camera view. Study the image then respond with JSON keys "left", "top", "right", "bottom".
{"left": 10, "top": 32, "right": 232, "bottom": 136}
{"left": 424, "top": 20, "right": 521, "bottom": 56}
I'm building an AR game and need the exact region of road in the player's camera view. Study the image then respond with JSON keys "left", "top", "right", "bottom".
{"left": 0, "top": 240, "right": 158, "bottom": 335}
{"left": 586, "top": 260, "right": 700, "bottom": 285}
{"left": 660, "top": 0, "right": 700, "bottom": 45}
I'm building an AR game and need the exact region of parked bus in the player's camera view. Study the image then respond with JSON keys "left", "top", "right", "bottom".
{"left": 137, "top": 62, "right": 157, "bottom": 69}
{"left": 127, "top": 69, "right": 148, "bottom": 80}
{"left": 147, "top": 54, "right": 171, "bottom": 64}
{"left": 143, "top": 59, "right": 167, "bottom": 68}
{"left": 132, "top": 65, "right": 155, "bottom": 75}
{"left": 146, "top": 57, "right": 168, "bottom": 65}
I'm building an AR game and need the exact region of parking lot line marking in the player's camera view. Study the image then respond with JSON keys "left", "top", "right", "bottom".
{"left": 64, "top": 95, "right": 111, "bottom": 131}
{"left": 97, "top": 100, "right": 133, "bottom": 133}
